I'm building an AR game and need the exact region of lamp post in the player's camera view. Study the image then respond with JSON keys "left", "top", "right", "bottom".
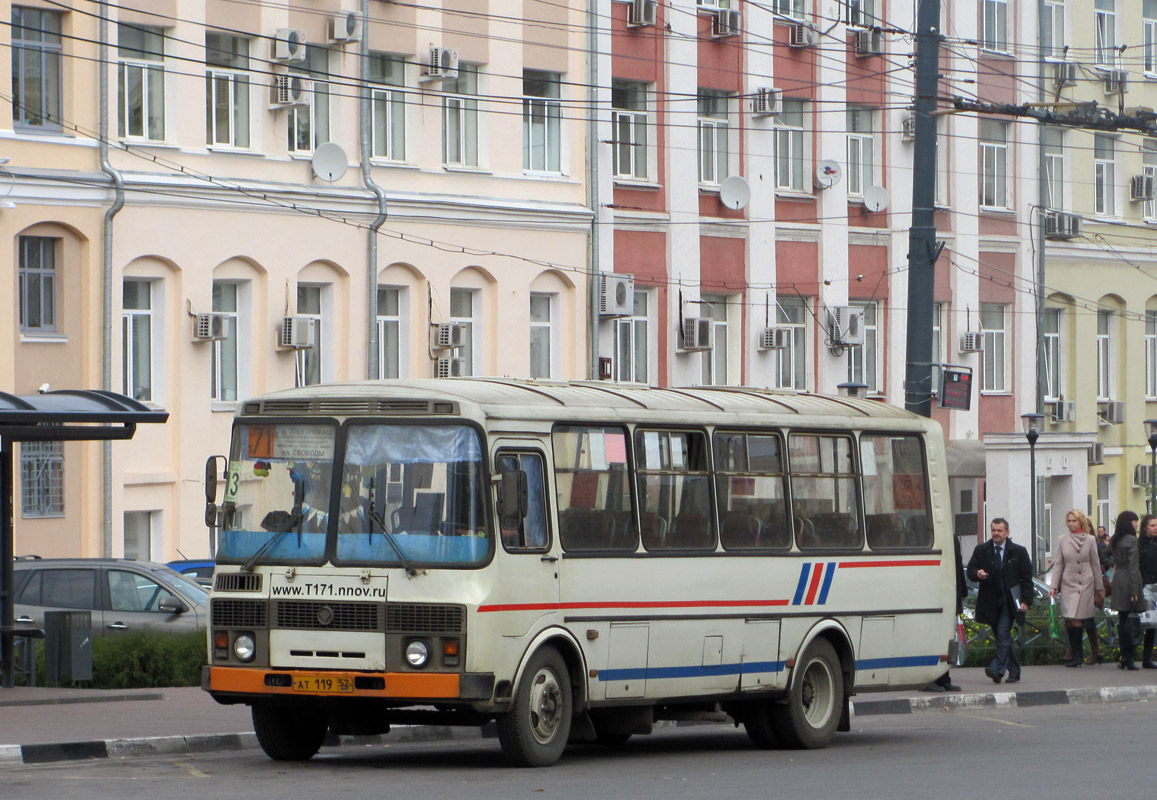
{"left": 1022, "top": 413, "right": 1045, "bottom": 571}
{"left": 1145, "top": 419, "right": 1157, "bottom": 515}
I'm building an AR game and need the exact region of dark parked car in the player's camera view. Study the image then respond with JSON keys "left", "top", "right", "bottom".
{"left": 166, "top": 559, "right": 215, "bottom": 587}
{"left": 13, "top": 558, "right": 208, "bottom": 637}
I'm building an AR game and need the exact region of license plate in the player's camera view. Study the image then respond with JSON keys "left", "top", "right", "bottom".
{"left": 292, "top": 674, "right": 354, "bottom": 693}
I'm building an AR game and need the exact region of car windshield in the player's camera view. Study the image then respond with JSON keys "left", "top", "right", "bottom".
{"left": 154, "top": 568, "right": 210, "bottom": 603}
{"left": 217, "top": 422, "right": 337, "bottom": 564}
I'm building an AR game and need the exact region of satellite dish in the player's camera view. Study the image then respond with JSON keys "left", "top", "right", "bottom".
{"left": 719, "top": 175, "right": 751, "bottom": 210}
{"left": 815, "top": 160, "right": 842, "bottom": 189}
{"left": 862, "top": 185, "right": 890, "bottom": 212}
{"left": 312, "top": 142, "right": 348, "bottom": 182}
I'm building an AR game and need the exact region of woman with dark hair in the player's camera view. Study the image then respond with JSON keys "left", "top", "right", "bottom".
{"left": 1110, "top": 510, "right": 1143, "bottom": 670}
{"left": 1139, "top": 514, "right": 1157, "bottom": 668}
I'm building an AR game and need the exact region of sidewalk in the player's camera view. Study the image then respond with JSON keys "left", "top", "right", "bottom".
{"left": 3, "top": 665, "right": 1156, "bottom": 766}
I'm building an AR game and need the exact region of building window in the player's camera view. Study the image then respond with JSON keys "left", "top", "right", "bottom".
{"left": 18, "top": 236, "right": 57, "bottom": 333}
{"left": 530, "top": 293, "right": 556, "bottom": 379}
{"left": 377, "top": 286, "right": 405, "bottom": 379}
{"left": 1146, "top": 0, "right": 1157, "bottom": 74}
{"left": 122, "top": 280, "right": 153, "bottom": 402}
{"left": 523, "top": 70, "right": 561, "bottom": 173}
{"left": 296, "top": 285, "right": 323, "bottom": 387}
{"left": 775, "top": 296, "right": 808, "bottom": 390}
{"left": 931, "top": 301, "right": 944, "bottom": 394}
{"left": 1095, "top": 0, "right": 1116, "bottom": 67}
{"left": 211, "top": 281, "right": 239, "bottom": 402}
{"left": 700, "top": 294, "right": 730, "bottom": 386}
{"left": 1094, "top": 134, "right": 1116, "bottom": 217}
{"left": 450, "top": 288, "right": 477, "bottom": 376}
{"left": 1097, "top": 309, "right": 1113, "bottom": 401}
{"left": 612, "top": 80, "right": 649, "bottom": 180}
{"left": 1147, "top": 310, "right": 1157, "bottom": 399}
{"left": 443, "top": 64, "right": 479, "bottom": 167}
{"left": 12, "top": 8, "right": 62, "bottom": 130}
{"left": 1145, "top": 139, "right": 1157, "bottom": 221}
{"left": 1044, "top": 127, "right": 1064, "bottom": 210}
{"left": 846, "top": 107, "right": 875, "bottom": 198}
{"left": 370, "top": 54, "right": 406, "bottom": 160}
{"left": 981, "top": 302, "right": 1007, "bottom": 393}
{"left": 614, "top": 290, "right": 650, "bottom": 383}
{"left": 1043, "top": 307, "right": 1062, "bottom": 402}
{"left": 773, "top": 0, "right": 805, "bottom": 19}
{"left": 118, "top": 24, "right": 165, "bottom": 141}
{"left": 288, "top": 46, "right": 330, "bottom": 154}
{"left": 21, "top": 441, "right": 64, "bottom": 518}
{"left": 847, "top": 301, "right": 878, "bottom": 392}
{"left": 979, "top": 119, "right": 1008, "bottom": 209}
{"left": 776, "top": 99, "right": 806, "bottom": 192}
{"left": 1043, "top": 0, "right": 1065, "bottom": 60}
{"left": 697, "top": 91, "right": 730, "bottom": 186}
{"left": 980, "top": 0, "right": 1008, "bottom": 53}
{"left": 1097, "top": 473, "right": 1115, "bottom": 531}
{"left": 123, "top": 511, "right": 157, "bottom": 561}
{"left": 846, "top": 0, "right": 875, "bottom": 26}
{"left": 205, "top": 32, "right": 250, "bottom": 148}
{"left": 935, "top": 115, "right": 949, "bottom": 208}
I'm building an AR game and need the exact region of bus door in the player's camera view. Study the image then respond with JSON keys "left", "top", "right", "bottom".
{"left": 493, "top": 445, "right": 560, "bottom": 637}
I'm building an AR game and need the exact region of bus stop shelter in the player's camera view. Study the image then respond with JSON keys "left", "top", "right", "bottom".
{"left": 0, "top": 390, "right": 168, "bottom": 687}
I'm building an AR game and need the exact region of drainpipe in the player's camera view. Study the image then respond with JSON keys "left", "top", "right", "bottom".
{"left": 585, "top": 0, "right": 600, "bottom": 380}
{"left": 99, "top": 3, "right": 125, "bottom": 557}
{"left": 361, "top": 0, "right": 388, "bottom": 378}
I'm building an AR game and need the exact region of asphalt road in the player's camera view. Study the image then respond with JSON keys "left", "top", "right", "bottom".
{"left": 6, "top": 701, "right": 1154, "bottom": 798}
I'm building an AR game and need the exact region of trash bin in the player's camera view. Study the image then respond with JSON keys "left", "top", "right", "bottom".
{"left": 44, "top": 610, "right": 93, "bottom": 684}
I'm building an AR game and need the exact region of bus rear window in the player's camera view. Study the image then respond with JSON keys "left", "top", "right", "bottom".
{"left": 861, "top": 434, "right": 932, "bottom": 549}
{"left": 552, "top": 425, "right": 637, "bottom": 552}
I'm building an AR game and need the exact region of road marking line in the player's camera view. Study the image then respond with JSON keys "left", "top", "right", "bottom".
{"left": 965, "top": 714, "right": 1033, "bottom": 728}
{"left": 174, "top": 761, "right": 209, "bottom": 778}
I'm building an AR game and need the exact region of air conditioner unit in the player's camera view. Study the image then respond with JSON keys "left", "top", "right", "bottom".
{"left": 192, "top": 313, "right": 228, "bottom": 342}
{"left": 422, "top": 46, "right": 460, "bottom": 81}
{"left": 1045, "top": 210, "right": 1082, "bottom": 240}
{"left": 628, "top": 0, "right": 658, "bottom": 27}
{"left": 1131, "top": 174, "right": 1155, "bottom": 202}
{"left": 853, "top": 28, "right": 883, "bottom": 57}
{"left": 435, "top": 356, "right": 465, "bottom": 378}
{"left": 789, "top": 22, "right": 818, "bottom": 47}
{"left": 959, "top": 331, "right": 983, "bottom": 353}
{"left": 270, "top": 74, "right": 311, "bottom": 108}
{"left": 1052, "top": 61, "right": 1078, "bottom": 88}
{"left": 1046, "top": 399, "right": 1076, "bottom": 423}
{"left": 828, "top": 306, "right": 866, "bottom": 347}
{"left": 431, "top": 322, "right": 465, "bottom": 350}
{"left": 758, "top": 326, "right": 791, "bottom": 350}
{"left": 599, "top": 274, "right": 635, "bottom": 317}
{"left": 329, "top": 10, "right": 362, "bottom": 43}
{"left": 900, "top": 113, "right": 915, "bottom": 142}
{"left": 1135, "top": 463, "right": 1154, "bottom": 488}
{"left": 1088, "top": 441, "right": 1104, "bottom": 466}
{"left": 273, "top": 28, "right": 307, "bottom": 62}
{"left": 1098, "top": 400, "right": 1125, "bottom": 425}
{"left": 1103, "top": 68, "right": 1127, "bottom": 95}
{"left": 752, "top": 87, "right": 782, "bottom": 117}
{"left": 712, "top": 8, "right": 740, "bottom": 38}
{"left": 280, "top": 316, "right": 317, "bottom": 349}
{"left": 682, "top": 316, "right": 715, "bottom": 351}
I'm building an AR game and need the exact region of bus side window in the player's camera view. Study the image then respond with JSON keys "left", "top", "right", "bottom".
{"left": 789, "top": 433, "right": 863, "bottom": 550}
{"left": 860, "top": 434, "right": 932, "bottom": 550}
{"left": 714, "top": 431, "right": 790, "bottom": 551}
{"left": 497, "top": 452, "right": 549, "bottom": 552}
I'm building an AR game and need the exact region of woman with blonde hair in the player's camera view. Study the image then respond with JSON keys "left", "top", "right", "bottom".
{"left": 1049, "top": 509, "right": 1103, "bottom": 667}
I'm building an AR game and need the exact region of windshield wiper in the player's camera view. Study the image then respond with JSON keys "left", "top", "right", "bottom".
{"left": 241, "top": 509, "right": 303, "bottom": 572}
{"left": 367, "top": 508, "right": 423, "bottom": 578}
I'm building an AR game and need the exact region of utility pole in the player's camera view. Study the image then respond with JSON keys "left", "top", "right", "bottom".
{"left": 903, "top": 0, "right": 942, "bottom": 417}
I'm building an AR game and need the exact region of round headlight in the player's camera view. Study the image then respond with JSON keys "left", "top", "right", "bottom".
{"left": 233, "top": 633, "right": 256, "bottom": 662}
{"left": 405, "top": 639, "right": 430, "bottom": 668}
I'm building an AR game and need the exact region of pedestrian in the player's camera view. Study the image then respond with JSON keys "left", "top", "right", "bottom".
{"left": 1048, "top": 509, "right": 1103, "bottom": 667}
{"left": 1138, "top": 514, "right": 1157, "bottom": 669}
{"left": 966, "top": 517, "right": 1033, "bottom": 684}
{"left": 1110, "top": 510, "right": 1143, "bottom": 670}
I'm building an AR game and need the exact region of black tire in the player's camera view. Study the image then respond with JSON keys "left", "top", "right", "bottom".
{"left": 252, "top": 704, "right": 329, "bottom": 761}
{"left": 496, "top": 647, "right": 572, "bottom": 767}
{"left": 770, "top": 638, "right": 843, "bottom": 749}
{"left": 742, "top": 700, "right": 779, "bottom": 749}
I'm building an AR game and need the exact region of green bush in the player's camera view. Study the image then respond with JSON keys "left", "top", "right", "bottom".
{"left": 18, "top": 630, "right": 207, "bottom": 689}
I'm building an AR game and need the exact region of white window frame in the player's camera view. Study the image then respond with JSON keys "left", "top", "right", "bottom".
{"left": 935, "top": 115, "right": 949, "bottom": 208}
{"left": 613, "top": 289, "right": 652, "bottom": 384}
{"left": 523, "top": 70, "right": 562, "bottom": 174}
{"left": 20, "top": 440, "right": 64, "bottom": 518}
{"left": 1146, "top": 0, "right": 1157, "bottom": 75}
{"left": 442, "top": 64, "right": 479, "bottom": 168}
{"left": 370, "top": 54, "right": 406, "bottom": 161}
{"left": 11, "top": 8, "right": 62, "bottom": 130}
{"left": 205, "top": 33, "right": 250, "bottom": 149}
{"left": 1043, "top": 0, "right": 1065, "bottom": 61}
{"left": 1044, "top": 127, "right": 1064, "bottom": 211}
{"left": 846, "top": 0, "right": 875, "bottom": 27}
{"left": 1042, "top": 307, "right": 1063, "bottom": 403}
{"left": 979, "top": 119, "right": 1008, "bottom": 210}
{"left": 377, "top": 285, "right": 407, "bottom": 379}
{"left": 118, "top": 24, "right": 165, "bottom": 141}
{"left": 1095, "top": 0, "right": 1117, "bottom": 68}
{"left": 1097, "top": 473, "right": 1115, "bottom": 531}
{"left": 930, "top": 301, "right": 944, "bottom": 395}
{"left": 776, "top": 99, "right": 807, "bottom": 193}
{"left": 775, "top": 296, "right": 808, "bottom": 390}
{"left": 122, "top": 278, "right": 158, "bottom": 404}
{"left": 1094, "top": 134, "right": 1116, "bottom": 217}
{"left": 980, "top": 0, "right": 1008, "bottom": 54}
{"left": 697, "top": 91, "right": 731, "bottom": 187}
{"left": 772, "top": 0, "right": 804, "bottom": 19}
{"left": 288, "top": 46, "right": 330, "bottom": 155}
{"left": 1146, "top": 310, "right": 1157, "bottom": 400}
{"left": 450, "top": 288, "right": 479, "bottom": 376}
{"left": 1096, "top": 309, "right": 1114, "bottom": 401}
{"left": 846, "top": 107, "right": 876, "bottom": 198}
{"left": 981, "top": 302, "right": 1008, "bottom": 393}
{"left": 847, "top": 300, "right": 879, "bottom": 392}
{"left": 211, "top": 280, "right": 242, "bottom": 404}
{"left": 612, "top": 79, "right": 650, "bottom": 181}
{"left": 18, "top": 235, "right": 58, "bottom": 333}
{"left": 1145, "top": 138, "right": 1157, "bottom": 222}
{"left": 295, "top": 284, "right": 328, "bottom": 388}
{"left": 529, "top": 292, "right": 557, "bottom": 379}
{"left": 700, "top": 294, "right": 731, "bottom": 386}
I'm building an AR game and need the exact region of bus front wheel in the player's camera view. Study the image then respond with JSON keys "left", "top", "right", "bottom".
{"left": 771, "top": 638, "right": 843, "bottom": 749}
{"left": 496, "top": 646, "right": 572, "bottom": 767}
{"left": 252, "top": 704, "right": 329, "bottom": 761}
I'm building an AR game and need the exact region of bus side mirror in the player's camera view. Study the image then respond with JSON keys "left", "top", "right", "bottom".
{"left": 499, "top": 469, "right": 528, "bottom": 530}
{"left": 205, "top": 456, "right": 222, "bottom": 504}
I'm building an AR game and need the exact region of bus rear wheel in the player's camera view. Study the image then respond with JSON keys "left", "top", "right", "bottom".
{"left": 496, "top": 646, "right": 572, "bottom": 767}
{"left": 771, "top": 638, "right": 842, "bottom": 749}
{"left": 252, "top": 704, "right": 329, "bottom": 761}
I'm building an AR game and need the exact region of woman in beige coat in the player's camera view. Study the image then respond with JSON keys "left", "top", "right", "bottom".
{"left": 1049, "top": 509, "right": 1103, "bottom": 667}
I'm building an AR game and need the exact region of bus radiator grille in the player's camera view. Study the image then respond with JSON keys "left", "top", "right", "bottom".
{"left": 386, "top": 603, "right": 464, "bottom": 634}
{"left": 214, "top": 573, "right": 262, "bottom": 592}
{"left": 275, "top": 601, "right": 384, "bottom": 631}
{"left": 212, "top": 599, "right": 268, "bottom": 628}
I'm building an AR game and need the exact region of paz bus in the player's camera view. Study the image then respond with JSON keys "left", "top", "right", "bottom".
{"left": 201, "top": 379, "right": 957, "bottom": 766}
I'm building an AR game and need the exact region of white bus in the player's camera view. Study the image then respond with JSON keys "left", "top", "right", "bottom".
{"left": 202, "top": 379, "right": 957, "bottom": 766}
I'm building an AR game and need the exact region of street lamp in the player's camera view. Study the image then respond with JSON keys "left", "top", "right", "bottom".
{"left": 1022, "top": 413, "right": 1045, "bottom": 571}
{"left": 1145, "top": 419, "right": 1157, "bottom": 514}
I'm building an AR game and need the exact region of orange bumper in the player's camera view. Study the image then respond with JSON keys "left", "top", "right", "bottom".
{"left": 207, "top": 666, "right": 461, "bottom": 699}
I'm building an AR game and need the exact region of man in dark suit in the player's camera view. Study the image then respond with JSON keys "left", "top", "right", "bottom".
{"left": 966, "top": 517, "right": 1034, "bottom": 683}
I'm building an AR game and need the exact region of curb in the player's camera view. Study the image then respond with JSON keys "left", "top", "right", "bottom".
{"left": 850, "top": 685, "right": 1157, "bottom": 717}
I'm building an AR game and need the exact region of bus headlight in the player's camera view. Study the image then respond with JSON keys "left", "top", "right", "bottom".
{"left": 405, "top": 639, "right": 430, "bottom": 668}
{"left": 233, "top": 633, "right": 256, "bottom": 662}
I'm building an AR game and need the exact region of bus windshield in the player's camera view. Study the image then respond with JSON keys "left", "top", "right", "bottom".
{"left": 334, "top": 423, "right": 490, "bottom": 567}
{"left": 218, "top": 422, "right": 337, "bottom": 565}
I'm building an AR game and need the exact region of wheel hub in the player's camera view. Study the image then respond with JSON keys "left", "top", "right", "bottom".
{"left": 528, "top": 667, "right": 564, "bottom": 744}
